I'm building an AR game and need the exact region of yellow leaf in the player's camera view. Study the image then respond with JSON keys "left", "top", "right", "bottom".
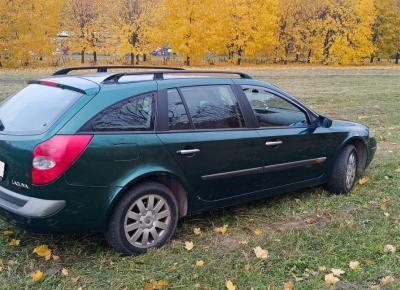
{"left": 33, "top": 245, "right": 52, "bottom": 261}
{"left": 214, "top": 224, "right": 228, "bottom": 235}
{"left": 253, "top": 246, "right": 268, "bottom": 259}
{"left": 61, "top": 268, "right": 69, "bottom": 276}
{"left": 394, "top": 168, "right": 400, "bottom": 173}
{"left": 318, "top": 266, "right": 327, "bottom": 272}
{"left": 184, "top": 241, "right": 193, "bottom": 251}
{"left": 325, "top": 273, "right": 340, "bottom": 286}
{"left": 144, "top": 279, "right": 168, "bottom": 290}
{"left": 331, "top": 268, "right": 345, "bottom": 277}
{"left": 284, "top": 280, "right": 294, "bottom": 290}
{"left": 239, "top": 240, "right": 248, "bottom": 245}
{"left": 244, "top": 264, "right": 251, "bottom": 271}
{"left": 363, "top": 259, "right": 373, "bottom": 266}
{"left": 196, "top": 260, "right": 204, "bottom": 267}
{"left": 226, "top": 280, "right": 236, "bottom": 290}
{"left": 349, "top": 261, "right": 360, "bottom": 270}
{"left": 193, "top": 228, "right": 201, "bottom": 236}
{"left": 30, "top": 270, "right": 44, "bottom": 282}
{"left": 358, "top": 176, "right": 370, "bottom": 185}
{"left": 384, "top": 244, "right": 396, "bottom": 254}
{"left": 8, "top": 239, "right": 20, "bottom": 246}
{"left": 254, "top": 228, "right": 264, "bottom": 236}
{"left": 3, "top": 230, "right": 13, "bottom": 236}
{"left": 381, "top": 275, "right": 394, "bottom": 286}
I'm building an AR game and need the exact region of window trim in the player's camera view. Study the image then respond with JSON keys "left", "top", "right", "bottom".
{"left": 78, "top": 91, "right": 157, "bottom": 134}
{"left": 239, "top": 85, "right": 313, "bottom": 129}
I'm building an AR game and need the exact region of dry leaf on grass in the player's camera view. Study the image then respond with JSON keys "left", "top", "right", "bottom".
{"left": 61, "top": 268, "right": 69, "bottom": 276}
{"left": 381, "top": 275, "right": 394, "bottom": 286}
{"left": 193, "top": 228, "right": 201, "bottom": 236}
{"left": 196, "top": 260, "right": 204, "bottom": 267}
{"left": 52, "top": 255, "right": 60, "bottom": 261}
{"left": 144, "top": 279, "right": 168, "bottom": 290}
{"left": 284, "top": 280, "right": 294, "bottom": 290}
{"left": 325, "top": 273, "right": 340, "bottom": 286}
{"left": 33, "top": 245, "right": 52, "bottom": 261}
{"left": 3, "top": 230, "right": 13, "bottom": 237}
{"left": 363, "top": 259, "right": 373, "bottom": 266}
{"left": 253, "top": 246, "right": 268, "bottom": 259}
{"left": 349, "top": 261, "right": 360, "bottom": 270}
{"left": 331, "top": 268, "right": 345, "bottom": 277}
{"left": 30, "top": 270, "right": 44, "bottom": 282}
{"left": 226, "top": 280, "right": 236, "bottom": 290}
{"left": 214, "top": 224, "right": 228, "bottom": 235}
{"left": 8, "top": 239, "right": 20, "bottom": 246}
{"left": 384, "top": 244, "right": 396, "bottom": 254}
{"left": 394, "top": 167, "right": 400, "bottom": 173}
{"left": 239, "top": 240, "right": 248, "bottom": 245}
{"left": 254, "top": 228, "right": 264, "bottom": 236}
{"left": 358, "top": 176, "right": 370, "bottom": 185}
{"left": 184, "top": 241, "right": 193, "bottom": 251}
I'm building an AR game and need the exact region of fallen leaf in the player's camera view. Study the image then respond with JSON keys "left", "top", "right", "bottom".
{"left": 71, "top": 276, "right": 80, "bottom": 283}
{"left": 214, "top": 224, "right": 228, "bottom": 235}
{"left": 349, "top": 261, "right": 360, "bottom": 270}
{"left": 30, "top": 270, "right": 44, "bottom": 282}
{"left": 61, "top": 268, "right": 69, "bottom": 276}
{"left": 226, "top": 280, "right": 236, "bottom": 290}
{"left": 325, "top": 273, "right": 340, "bottom": 286}
{"left": 331, "top": 268, "right": 345, "bottom": 277}
{"left": 318, "top": 266, "right": 327, "bottom": 272}
{"left": 370, "top": 284, "right": 380, "bottom": 289}
{"left": 363, "top": 259, "right": 373, "bottom": 266}
{"left": 381, "top": 275, "right": 394, "bottom": 286}
{"left": 395, "top": 168, "right": 400, "bottom": 173}
{"left": 184, "top": 241, "right": 193, "bottom": 251}
{"left": 384, "top": 244, "right": 396, "bottom": 254}
{"left": 3, "top": 230, "right": 13, "bottom": 236}
{"left": 196, "top": 260, "right": 204, "bottom": 267}
{"left": 380, "top": 202, "right": 388, "bottom": 211}
{"left": 253, "top": 246, "right": 268, "bottom": 259}
{"left": 384, "top": 212, "right": 390, "bottom": 217}
{"left": 284, "top": 280, "right": 294, "bottom": 290}
{"left": 254, "top": 228, "right": 264, "bottom": 236}
{"left": 8, "top": 239, "right": 20, "bottom": 246}
{"left": 33, "top": 245, "right": 52, "bottom": 261}
{"left": 239, "top": 240, "right": 248, "bottom": 245}
{"left": 358, "top": 176, "right": 370, "bottom": 185}
{"left": 52, "top": 255, "right": 60, "bottom": 261}
{"left": 193, "top": 228, "right": 201, "bottom": 236}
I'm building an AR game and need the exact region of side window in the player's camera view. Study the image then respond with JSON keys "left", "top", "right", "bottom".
{"left": 242, "top": 86, "right": 308, "bottom": 127}
{"left": 167, "top": 89, "right": 191, "bottom": 130}
{"left": 81, "top": 92, "right": 155, "bottom": 132}
{"left": 180, "top": 85, "right": 245, "bottom": 129}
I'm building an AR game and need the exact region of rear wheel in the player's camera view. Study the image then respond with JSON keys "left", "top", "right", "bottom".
{"left": 105, "top": 182, "right": 179, "bottom": 254}
{"left": 328, "top": 145, "right": 358, "bottom": 194}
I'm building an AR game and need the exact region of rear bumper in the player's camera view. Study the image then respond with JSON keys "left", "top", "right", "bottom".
{"left": 0, "top": 185, "right": 65, "bottom": 218}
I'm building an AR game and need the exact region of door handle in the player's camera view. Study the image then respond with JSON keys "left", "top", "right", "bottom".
{"left": 265, "top": 141, "right": 283, "bottom": 146}
{"left": 176, "top": 149, "right": 200, "bottom": 155}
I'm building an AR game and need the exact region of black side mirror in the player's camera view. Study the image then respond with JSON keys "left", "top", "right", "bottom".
{"left": 312, "top": 115, "right": 332, "bottom": 128}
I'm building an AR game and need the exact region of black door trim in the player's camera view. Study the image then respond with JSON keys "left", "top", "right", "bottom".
{"left": 201, "top": 157, "right": 327, "bottom": 181}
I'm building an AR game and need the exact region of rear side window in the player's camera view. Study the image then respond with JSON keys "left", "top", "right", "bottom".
{"left": 167, "top": 89, "right": 191, "bottom": 130}
{"left": 0, "top": 84, "right": 81, "bottom": 135}
{"left": 81, "top": 92, "right": 155, "bottom": 132}
{"left": 179, "top": 85, "right": 244, "bottom": 129}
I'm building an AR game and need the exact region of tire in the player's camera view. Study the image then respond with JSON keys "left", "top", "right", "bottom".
{"left": 105, "top": 181, "right": 179, "bottom": 255}
{"left": 327, "top": 144, "right": 358, "bottom": 194}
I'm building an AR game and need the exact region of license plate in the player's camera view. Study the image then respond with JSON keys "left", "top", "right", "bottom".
{"left": 0, "top": 161, "right": 5, "bottom": 178}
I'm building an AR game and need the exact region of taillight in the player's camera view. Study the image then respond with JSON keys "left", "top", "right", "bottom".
{"left": 32, "top": 135, "right": 93, "bottom": 185}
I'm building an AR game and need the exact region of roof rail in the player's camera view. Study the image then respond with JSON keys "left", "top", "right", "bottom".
{"left": 102, "top": 70, "right": 252, "bottom": 83}
{"left": 52, "top": 65, "right": 186, "bottom": 76}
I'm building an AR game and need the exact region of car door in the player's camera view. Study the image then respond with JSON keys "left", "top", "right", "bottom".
{"left": 156, "top": 80, "right": 265, "bottom": 202}
{"left": 238, "top": 84, "right": 335, "bottom": 189}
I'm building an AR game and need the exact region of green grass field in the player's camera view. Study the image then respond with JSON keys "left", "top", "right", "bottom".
{"left": 0, "top": 67, "right": 399, "bottom": 289}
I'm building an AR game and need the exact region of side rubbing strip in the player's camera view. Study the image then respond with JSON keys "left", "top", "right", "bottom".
{"left": 201, "top": 157, "right": 326, "bottom": 181}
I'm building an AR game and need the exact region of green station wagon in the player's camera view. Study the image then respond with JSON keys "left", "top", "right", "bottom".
{"left": 0, "top": 66, "right": 376, "bottom": 254}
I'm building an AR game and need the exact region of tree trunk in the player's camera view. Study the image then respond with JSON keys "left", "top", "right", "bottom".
{"left": 185, "top": 56, "right": 190, "bottom": 66}
{"left": 237, "top": 49, "right": 242, "bottom": 65}
{"left": 396, "top": 52, "right": 399, "bottom": 64}
{"left": 307, "top": 49, "right": 312, "bottom": 63}
{"left": 370, "top": 55, "right": 374, "bottom": 63}
{"left": 130, "top": 53, "right": 134, "bottom": 65}
{"left": 81, "top": 50, "right": 85, "bottom": 64}
{"left": 143, "top": 54, "right": 147, "bottom": 62}
{"left": 295, "top": 52, "right": 299, "bottom": 63}
{"left": 136, "top": 54, "right": 139, "bottom": 65}
{"left": 93, "top": 51, "right": 97, "bottom": 64}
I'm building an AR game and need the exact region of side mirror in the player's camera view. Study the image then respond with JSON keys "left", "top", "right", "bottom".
{"left": 312, "top": 115, "right": 332, "bottom": 128}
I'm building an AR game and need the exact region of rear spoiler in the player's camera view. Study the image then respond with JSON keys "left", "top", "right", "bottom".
{"left": 28, "top": 80, "right": 87, "bottom": 95}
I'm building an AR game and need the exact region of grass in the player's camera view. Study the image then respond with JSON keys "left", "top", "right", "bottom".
{"left": 0, "top": 66, "right": 399, "bottom": 289}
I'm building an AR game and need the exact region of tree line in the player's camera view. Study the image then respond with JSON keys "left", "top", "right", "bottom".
{"left": 0, "top": 0, "right": 399, "bottom": 67}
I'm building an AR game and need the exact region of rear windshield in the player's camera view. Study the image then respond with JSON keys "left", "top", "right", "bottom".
{"left": 0, "top": 84, "right": 81, "bottom": 135}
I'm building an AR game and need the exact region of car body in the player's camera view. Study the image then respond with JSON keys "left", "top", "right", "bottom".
{"left": 0, "top": 66, "right": 376, "bottom": 253}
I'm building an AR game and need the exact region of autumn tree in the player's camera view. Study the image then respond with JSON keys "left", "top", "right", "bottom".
{"left": 62, "top": 0, "right": 106, "bottom": 64}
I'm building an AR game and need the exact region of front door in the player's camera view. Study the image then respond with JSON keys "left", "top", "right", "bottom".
{"left": 239, "top": 85, "right": 335, "bottom": 189}
{"left": 156, "top": 82, "right": 265, "bottom": 201}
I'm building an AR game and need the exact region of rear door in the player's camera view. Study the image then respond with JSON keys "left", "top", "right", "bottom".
{"left": 156, "top": 79, "right": 264, "bottom": 202}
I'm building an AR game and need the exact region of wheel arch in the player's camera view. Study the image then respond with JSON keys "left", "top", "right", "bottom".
{"left": 337, "top": 136, "right": 368, "bottom": 174}
{"left": 107, "top": 171, "right": 190, "bottom": 224}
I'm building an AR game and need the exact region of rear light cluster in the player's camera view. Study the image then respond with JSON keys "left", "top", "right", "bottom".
{"left": 32, "top": 135, "right": 92, "bottom": 185}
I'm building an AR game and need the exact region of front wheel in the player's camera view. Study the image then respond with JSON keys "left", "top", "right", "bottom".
{"left": 105, "top": 182, "right": 179, "bottom": 254}
{"left": 328, "top": 145, "right": 358, "bottom": 194}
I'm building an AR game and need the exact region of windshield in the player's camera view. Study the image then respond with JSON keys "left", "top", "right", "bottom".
{"left": 0, "top": 84, "right": 81, "bottom": 135}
